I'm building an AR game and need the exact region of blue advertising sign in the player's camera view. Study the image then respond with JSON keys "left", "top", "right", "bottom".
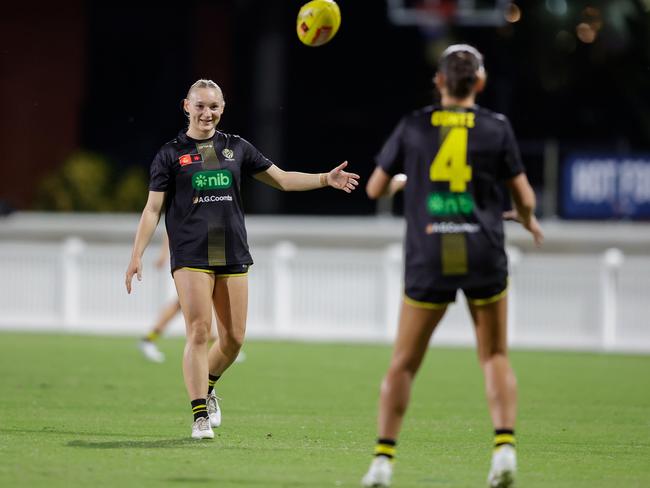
{"left": 562, "top": 155, "right": 650, "bottom": 219}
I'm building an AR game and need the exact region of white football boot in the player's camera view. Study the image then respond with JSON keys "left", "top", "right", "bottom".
{"left": 207, "top": 390, "right": 222, "bottom": 428}
{"left": 191, "top": 416, "right": 214, "bottom": 439}
{"left": 361, "top": 456, "right": 393, "bottom": 487}
{"left": 487, "top": 445, "right": 516, "bottom": 487}
{"left": 138, "top": 340, "right": 165, "bottom": 363}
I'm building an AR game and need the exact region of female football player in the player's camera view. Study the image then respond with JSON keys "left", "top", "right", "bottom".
{"left": 125, "top": 79, "right": 359, "bottom": 439}
{"left": 361, "top": 45, "right": 543, "bottom": 488}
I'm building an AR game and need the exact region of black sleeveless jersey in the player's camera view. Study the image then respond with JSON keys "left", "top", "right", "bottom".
{"left": 377, "top": 105, "right": 524, "bottom": 290}
{"left": 149, "top": 130, "right": 273, "bottom": 271}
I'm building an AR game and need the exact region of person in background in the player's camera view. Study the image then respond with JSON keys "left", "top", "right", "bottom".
{"left": 138, "top": 232, "right": 180, "bottom": 363}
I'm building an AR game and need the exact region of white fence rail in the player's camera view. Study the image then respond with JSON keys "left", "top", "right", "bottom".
{"left": 1, "top": 213, "right": 649, "bottom": 352}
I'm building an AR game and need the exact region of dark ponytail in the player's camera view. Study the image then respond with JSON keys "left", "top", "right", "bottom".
{"left": 439, "top": 44, "right": 484, "bottom": 99}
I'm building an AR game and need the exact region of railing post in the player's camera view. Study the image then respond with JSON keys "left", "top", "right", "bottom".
{"left": 543, "top": 138, "right": 559, "bottom": 218}
{"left": 506, "top": 245, "right": 522, "bottom": 346}
{"left": 383, "top": 243, "right": 403, "bottom": 341}
{"left": 601, "top": 248, "right": 624, "bottom": 351}
{"left": 272, "top": 241, "right": 297, "bottom": 335}
{"left": 61, "top": 237, "right": 85, "bottom": 331}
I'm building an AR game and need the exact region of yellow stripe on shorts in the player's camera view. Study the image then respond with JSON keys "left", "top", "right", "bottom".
{"left": 182, "top": 267, "right": 215, "bottom": 274}
{"left": 403, "top": 294, "right": 450, "bottom": 310}
{"left": 468, "top": 287, "right": 508, "bottom": 306}
{"left": 216, "top": 272, "right": 248, "bottom": 278}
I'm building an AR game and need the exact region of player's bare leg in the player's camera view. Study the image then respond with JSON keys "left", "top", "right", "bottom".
{"left": 362, "top": 301, "right": 446, "bottom": 487}
{"left": 379, "top": 301, "right": 447, "bottom": 439}
{"left": 468, "top": 296, "right": 517, "bottom": 487}
{"left": 139, "top": 300, "right": 181, "bottom": 362}
{"left": 152, "top": 300, "right": 182, "bottom": 336}
{"left": 208, "top": 275, "right": 247, "bottom": 375}
{"left": 206, "top": 275, "right": 248, "bottom": 427}
{"left": 173, "top": 268, "right": 215, "bottom": 439}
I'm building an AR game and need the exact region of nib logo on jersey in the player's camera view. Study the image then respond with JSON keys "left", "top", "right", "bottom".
{"left": 192, "top": 170, "right": 234, "bottom": 204}
{"left": 427, "top": 192, "right": 474, "bottom": 216}
{"left": 192, "top": 170, "right": 233, "bottom": 190}
{"left": 426, "top": 192, "right": 479, "bottom": 234}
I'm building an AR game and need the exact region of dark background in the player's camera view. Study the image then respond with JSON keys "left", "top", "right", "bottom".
{"left": 1, "top": 0, "right": 649, "bottom": 215}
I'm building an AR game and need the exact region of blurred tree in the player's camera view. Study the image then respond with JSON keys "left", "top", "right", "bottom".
{"left": 112, "top": 167, "right": 148, "bottom": 212}
{"left": 33, "top": 152, "right": 147, "bottom": 212}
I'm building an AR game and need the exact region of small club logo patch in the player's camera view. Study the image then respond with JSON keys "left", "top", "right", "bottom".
{"left": 179, "top": 154, "right": 203, "bottom": 166}
{"left": 222, "top": 148, "right": 234, "bottom": 160}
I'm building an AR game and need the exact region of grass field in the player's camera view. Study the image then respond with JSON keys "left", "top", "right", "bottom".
{"left": 1, "top": 333, "right": 649, "bottom": 487}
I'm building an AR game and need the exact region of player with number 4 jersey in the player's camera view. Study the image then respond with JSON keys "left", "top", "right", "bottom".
{"left": 361, "top": 44, "right": 543, "bottom": 488}
{"left": 377, "top": 89, "right": 524, "bottom": 300}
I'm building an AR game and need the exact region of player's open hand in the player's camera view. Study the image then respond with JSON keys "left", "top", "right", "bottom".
{"left": 125, "top": 257, "right": 143, "bottom": 294}
{"left": 327, "top": 161, "right": 360, "bottom": 193}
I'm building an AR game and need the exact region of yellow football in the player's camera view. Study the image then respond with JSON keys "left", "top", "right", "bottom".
{"left": 296, "top": 0, "right": 341, "bottom": 47}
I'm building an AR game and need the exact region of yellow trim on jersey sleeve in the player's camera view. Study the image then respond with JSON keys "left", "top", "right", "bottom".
{"left": 403, "top": 294, "right": 450, "bottom": 310}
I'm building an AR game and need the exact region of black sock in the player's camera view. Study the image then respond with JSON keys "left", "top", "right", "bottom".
{"left": 208, "top": 374, "right": 220, "bottom": 395}
{"left": 191, "top": 398, "right": 208, "bottom": 420}
{"left": 494, "top": 428, "right": 516, "bottom": 448}
{"left": 374, "top": 438, "right": 397, "bottom": 460}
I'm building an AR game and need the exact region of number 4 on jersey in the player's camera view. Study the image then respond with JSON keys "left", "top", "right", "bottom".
{"left": 430, "top": 127, "right": 472, "bottom": 192}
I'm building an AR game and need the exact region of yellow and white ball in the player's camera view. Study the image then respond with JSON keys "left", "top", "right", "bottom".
{"left": 296, "top": 0, "right": 341, "bottom": 47}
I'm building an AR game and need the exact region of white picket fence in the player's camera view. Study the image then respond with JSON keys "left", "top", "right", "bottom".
{"left": 1, "top": 212, "right": 649, "bottom": 352}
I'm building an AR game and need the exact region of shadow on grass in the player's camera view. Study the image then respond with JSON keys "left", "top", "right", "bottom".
{"left": 0, "top": 427, "right": 155, "bottom": 438}
{"left": 67, "top": 438, "right": 199, "bottom": 449}
{"left": 166, "top": 478, "right": 323, "bottom": 486}
{"left": 166, "top": 478, "right": 213, "bottom": 484}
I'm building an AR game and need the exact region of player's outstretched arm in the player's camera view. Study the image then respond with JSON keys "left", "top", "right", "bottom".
{"left": 505, "top": 173, "right": 544, "bottom": 246}
{"left": 254, "top": 161, "right": 360, "bottom": 193}
{"left": 366, "top": 167, "right": 407, "bottom": 200}
{"left": 125, "top": 191, "right": 165, "bottom": 294}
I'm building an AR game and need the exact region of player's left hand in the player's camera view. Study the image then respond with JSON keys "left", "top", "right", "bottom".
{"left": 125, "top": 257, "right": 143, "bottom": 294}
{"left": 327, "top": 161, "right": 360, "bottom": 193}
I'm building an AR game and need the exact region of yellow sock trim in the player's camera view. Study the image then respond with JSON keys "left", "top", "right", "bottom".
{"left": 145, "top": 331, "right": 159, "bottom": 342}
{"left": 494, "top": 433, "right": 516, "bottom": 446}
{"left": 375, "top": 445, "right": 397, "bottom": 457}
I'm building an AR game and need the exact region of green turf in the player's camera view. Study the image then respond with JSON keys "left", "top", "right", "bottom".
{"left": 0, "top": 333, "right": 649, "bottom": 487}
